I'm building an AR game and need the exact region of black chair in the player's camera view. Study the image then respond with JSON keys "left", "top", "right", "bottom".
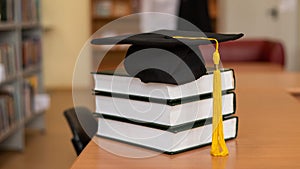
{"left": 63, "top": 106, "right": 98, "bottom": 155}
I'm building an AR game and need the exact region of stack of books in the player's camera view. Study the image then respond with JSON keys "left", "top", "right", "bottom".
{"left": 92, "top": 68, "right": 238, "bottom": 154}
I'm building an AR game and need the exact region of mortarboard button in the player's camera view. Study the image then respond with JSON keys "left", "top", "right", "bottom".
{"left": 91, "top": 29, "right": 243, "bottom": 85}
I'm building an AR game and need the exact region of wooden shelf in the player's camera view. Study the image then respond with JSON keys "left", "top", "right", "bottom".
{"left": 0, "top": 75, "right": 18, "bottom": 87}
{"left": 92, "top": 16, "right": 121, "bottom": 21}
{"left": 0, "top": 22, "right": 18, "bottom": 31}
{"left": 23, "top": 65, "right": 42, "bottom": 77}
{"left": 21, "top": 22, "right": 41, "bottom": 29}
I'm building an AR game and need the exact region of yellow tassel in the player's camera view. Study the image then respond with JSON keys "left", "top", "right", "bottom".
{"left": 211, "top": 51, "right": 228, "bottom": 156}
{"left": 173, "top": 36, "right": 229, "bottom": 156}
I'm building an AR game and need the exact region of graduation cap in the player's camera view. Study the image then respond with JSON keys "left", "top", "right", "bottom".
{"left": 92, "top": 29, "right": 243, "bottom": 156}
{"left": 91, "top": 29, "right": 243, "bottom": 85}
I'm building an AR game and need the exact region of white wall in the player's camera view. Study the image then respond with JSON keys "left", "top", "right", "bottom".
{"left": 41, "top": 0, "right": 91, "bottom": 89}
{"left": 218, "top": 0, "right": 300, "bottom": 71}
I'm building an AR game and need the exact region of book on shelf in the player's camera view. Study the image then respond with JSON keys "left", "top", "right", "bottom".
{"left": 22, "top": 37, "right": 41, "bottom": 69}
{"left": 0, "top": 64, "right": 4, "bottom": 82}
{"left": 24, "top": 76, "right": 50, "bottom": 114}
{"left": 0, "top": 43, "right": 17, "bottom": 81}
{"left": 23, "top": 81, "right": 34, "bottom": 118}
{"left": 33, "top": 93, "right": 50, "bottom": 113}
{"left": 96, "top": 114, "right": 238, "bottom": 154}
{"left": 94, "top": 91, "right": 236, "bottom": 126}
{"left": 112, "top": 0, "right": 132, "bottom": 17}
{"left": 21, "top": 0, "right": 39, "bottom": 22}
{"left": 26, "top": 75, "right": 38, "bottom": 92}
{"left": 27, "top": 75, "right": 50, "bottom": 113}
{"left": 0, "top": 96, "right": 10, "bottom": 133}
{"left": 93, "top": 0, "right": 133, "bottom": 18}
{"left": 92, "top": 68, "right": 235, "bottom": 99}
{"left": 93, "top": 0, "right": 113, "bottom": 18}
{"left": 0, "top": 0, "right": 14, "bottom": 22}
{"left": 0, "top": 87, "right": 16, "bottom": 133}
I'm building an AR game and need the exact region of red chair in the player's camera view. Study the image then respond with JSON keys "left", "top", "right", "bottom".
{"left": 199, "top": 39, "right": 285, "bottom": 66}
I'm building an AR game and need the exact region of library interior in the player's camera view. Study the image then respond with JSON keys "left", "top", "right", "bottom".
{"left": 0, "top": 0, "right": 300, "bottom": 169}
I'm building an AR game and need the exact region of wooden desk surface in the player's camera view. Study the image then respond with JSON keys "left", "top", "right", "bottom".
{"left": 71, "top": 63, "right": 300, "bottom": 169}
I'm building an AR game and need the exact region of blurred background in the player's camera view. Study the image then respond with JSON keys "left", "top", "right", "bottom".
{"left": 0, "top": 0, "right": 299, "bottom": 169}
{"left": 43, "top": 0, "right": 300, "bottom": 89}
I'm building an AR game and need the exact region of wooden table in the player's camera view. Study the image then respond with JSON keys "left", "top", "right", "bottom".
{"left": 71, "top": 63, "right": 300, "bottom": 169}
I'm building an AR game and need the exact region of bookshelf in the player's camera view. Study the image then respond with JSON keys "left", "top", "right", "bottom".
{"left": 0, "top": 0, "right": 48, "bottom": 151}
{"left": 208, "top": 0, "right": 218, "bottom": 32}
{"left": 90, "top": 0, "right": 218, "bottom": 33}
{"left": 90, "top": 0, "right": 139, "bottom": 71}
{"left": 90, "top": 0, "right": 139, "bottom": 33}
{"left": 89, "top": 0, "right": 218, "bottom": 70}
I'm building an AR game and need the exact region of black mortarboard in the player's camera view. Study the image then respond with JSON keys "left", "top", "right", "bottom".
{"left": 91, "top": 30, "right": 243, "bottom": 85}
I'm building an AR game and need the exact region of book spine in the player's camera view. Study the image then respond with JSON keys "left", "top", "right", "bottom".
{"left": 94, "top": 92, "right": 236, "bottom": 126}
{"left": 22, "top": 0, "right": 38, "bottom": 22}
{"left": 0, "top": 43, "right": 17, "bottom": 81}
{"left": 22, "top": 37, "right": 41, "bottom": 69}
{"left": 6, "top": 0, "right": 13, "bottom": 22}
{"left": 95, "top": 113, "right": 237, "bottom": 133}
{"left": 93, "top": 69, "right": 235, "bottom": 100}
{"left": 22, "top": 81, "right": 34, "bottom": 117}
{"left": 0, "top": 0, "right": 15, "bottom": 22}
{"left": 0, "top": 0, "right": 7, "bottom": 21}
{"left": 0, "top": 87, "right": 16, "bottom": 135}
{"left": 96, "top": 116, "right": 238, "bottom": 154}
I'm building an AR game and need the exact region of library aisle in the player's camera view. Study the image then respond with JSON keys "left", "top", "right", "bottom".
{"left": 0, "top": 90, "right": 77, "bottom": 169}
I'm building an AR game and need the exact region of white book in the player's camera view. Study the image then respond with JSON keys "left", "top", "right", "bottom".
{"left": 96, "top": 115, "right": 238, "bottom": 154}
{"left": 93, "top": 68, "right": 235, "bottom": 100}
{"left": 94, "top": 92, "right": 235, "bottom": 126}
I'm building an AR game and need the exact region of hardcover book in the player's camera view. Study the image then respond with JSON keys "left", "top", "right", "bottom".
{"left": 92, "top": 68, "right": 235, "bottom": 99}
{"left": 96, "top": 114, "right": 238, "bottom": 154}
{"left": 94, "top": 91, "right": 236, "bottom": 126}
